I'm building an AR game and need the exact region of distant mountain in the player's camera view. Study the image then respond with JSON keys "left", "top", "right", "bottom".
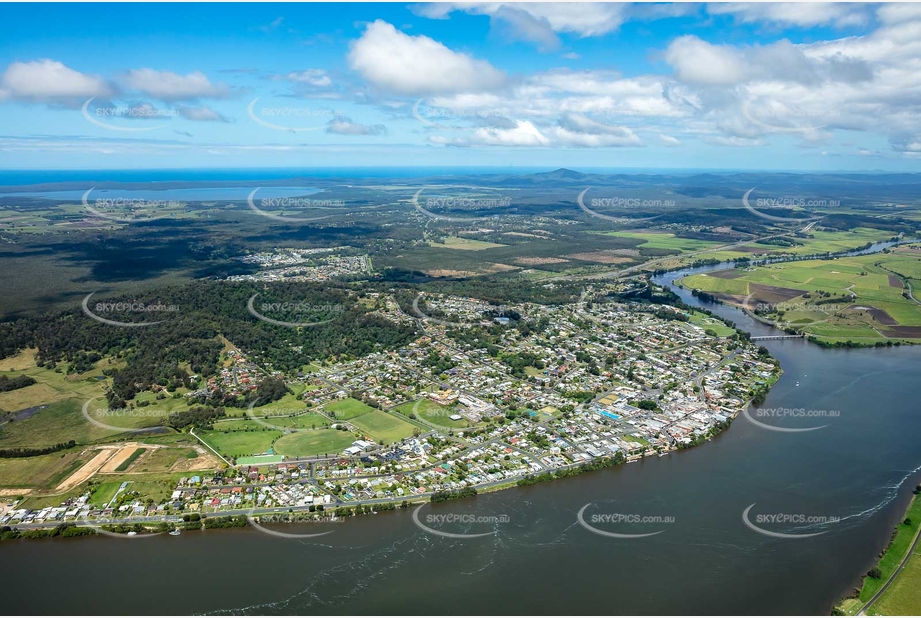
{"left": 526, "top": 168, "right": 591, "bottom": 181}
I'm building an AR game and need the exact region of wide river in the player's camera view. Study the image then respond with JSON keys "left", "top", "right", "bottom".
{"left": 4, "top": 252, "right": 921, "bottom": 615}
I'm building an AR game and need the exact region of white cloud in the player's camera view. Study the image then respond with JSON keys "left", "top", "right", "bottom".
{"left": 664, "top": 36, "right": 747, "bottom": 86}
{"left": 326, "top": 116, "right": 387, "bottom": 135}
{"left": 348, "top": 20, "right": 505, "bottom": 95}
{"left": 124, "top": 69, "right": 230, "bottom": 101}
{"left": 707, "top": 3, "right": 871, "bottom": 28}
{"left": 470, "top": 120, "right": 550, "bottom": 146}
{"left": 0, "top": 59, "right": 112, "bottom": 104}
{"left": 177, "top": 105, "right": 229, "bottom": 122}
{"left": 550, "top": 113, "right": 642, "bottom": 147}
{"left": 659, "top": 133, "right": 681, "bottom": 146}
{"left": 283, "top": 69, "right": 332, "bottom": 87}
{"left": 414, "top": 3, "right": 630, "bottom": 37}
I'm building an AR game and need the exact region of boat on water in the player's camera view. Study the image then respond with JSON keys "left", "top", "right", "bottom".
{"left": 169, "top": 529, "right": 181, "bottom": 536}
{"left": 126, "top": 531, "right": 137, "bottom": 536}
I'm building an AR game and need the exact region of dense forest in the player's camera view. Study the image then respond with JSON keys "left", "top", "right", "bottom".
{"left": 0, "top": 280, "right": 419, "bottom": 407}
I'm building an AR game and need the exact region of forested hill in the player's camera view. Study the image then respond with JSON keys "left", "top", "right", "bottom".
{"left": 0, "top": 281, "right": 419, "bottom": 407}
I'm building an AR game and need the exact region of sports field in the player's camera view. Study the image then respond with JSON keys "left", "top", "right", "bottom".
{"left": 324, "top": 397, "right": 374, "bottom": 419}
{"left": 273, "top": 429, "right": 357, "bottom": 457}
{"left": 350, "top": 410, "right": 417, "bottom": 444}
{"left": 395, "top": 399, "right": 472, "bottom": 429}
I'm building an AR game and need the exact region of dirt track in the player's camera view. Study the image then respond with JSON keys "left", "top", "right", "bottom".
{"left": 56, "top": 448, "right": 117, "bottom": 492}
{"left": 99, "top": 444, "right": 146, "bottom": 473}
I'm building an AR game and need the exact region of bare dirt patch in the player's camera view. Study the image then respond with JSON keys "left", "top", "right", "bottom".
{"left": 56, "top": 448, "right": 117, "bottom": 492}
{"left": 850, "top": 306, "right": 899, "bottom": 326}
{"left": 0, "top": 488, "right": 32, "bottom": 496}
{"left": 881, "top": 326, "right": 921, "bottom": 338}
{"left": 889, "top": 275, "right": 904, "bottom": 288}
{"left": 566, "top": 251, "right": 634, "bottom": 265}
{"left": 99, "top": 444, "right": 156, "bottom": 473}
{"left": 514, "top": 256, "right": 570, "bottom": 266}
{"left": 171, "top": 447, "right": 222, "bottom": 472}
{"left": 424, "top": 269, "right": 477, "bottom": 278}
{"left": 749, "top": 283, "right": 806, "bottom": 304}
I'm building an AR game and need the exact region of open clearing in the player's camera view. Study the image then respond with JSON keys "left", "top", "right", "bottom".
{"left": 324, "top": 397, "right": 374, "bottom": 420}
{"left": 430, "top": 237, "right": 506, "bottom": 251}
{"left": 680, "top": 251, "right": 921, "bottom": 343}
{"left": 351, "top": 410, "right": 417, "bottom": 444}
{"left": 273, "top": 429, "right": 356, "bottom": 457}
{"left": 55, "top": 447, "right": 118, "bottom": 492}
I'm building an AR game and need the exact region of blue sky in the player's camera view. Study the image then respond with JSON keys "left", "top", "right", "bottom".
{"left": 0, "top": 2, "right": 919, "bottom": 171}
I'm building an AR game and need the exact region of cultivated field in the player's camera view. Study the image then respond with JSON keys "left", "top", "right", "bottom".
{"left": 679, "top": 252, "right": 921, "bottom": 344}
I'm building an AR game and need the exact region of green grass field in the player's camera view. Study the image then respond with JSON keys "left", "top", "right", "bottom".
{"left": 90, "top": 480, "right": 124, "bottom": 507}
{"left": 197, "top": 429, "right": 281, "bottom": 458}
{"left": 680, "top": 274, "right": 750, "bottom": 296}
{"left": 687, "top": 312, "right": 737, "bottom": 337}
{"left": 395, "top": 399, "right": 471, "bottom": 429}
{"left": 324, "top": 397, "right": 374, "bottom": 420}
{"left": 604, "top": 231, "right": 723, "bottom": 253}
{"left": 272, "top": 429, "right": 357, "bottom": 457}
{"left": 839, "top": 495, "right": 921, "bottom": 615}
{"left": 678, "top": 252, "right": 921, "bottom": 343}
{"left": 350, "top": 410, "right": 417, "bottom": 444}
{"left": 0, "top": 450, "right": 87, "bottom": 490}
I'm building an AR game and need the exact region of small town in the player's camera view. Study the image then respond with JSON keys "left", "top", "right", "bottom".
{"left": 1, "top": 287, "right": 779, "bottom": 530}
{"left": 225, "top": 247, "right": 372, "bottom": 282}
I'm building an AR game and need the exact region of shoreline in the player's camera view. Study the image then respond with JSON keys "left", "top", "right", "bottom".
{"left": 835, "top": 488, "right": 921, "bottom": 615}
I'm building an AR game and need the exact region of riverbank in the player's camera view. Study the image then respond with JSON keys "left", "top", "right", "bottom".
{"left": 836, "top": 488, "right": 921, "bottom": 615}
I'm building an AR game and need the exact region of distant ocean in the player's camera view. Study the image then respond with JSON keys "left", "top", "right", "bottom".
{"left": 0, "top": 167, "right": 554, "bottom": 188}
